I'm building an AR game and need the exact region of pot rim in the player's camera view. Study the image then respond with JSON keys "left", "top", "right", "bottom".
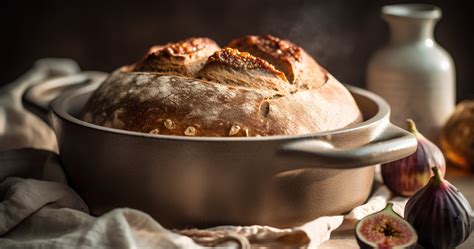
{"left": 50, "top": 84, "right": 390, "bottom": 142}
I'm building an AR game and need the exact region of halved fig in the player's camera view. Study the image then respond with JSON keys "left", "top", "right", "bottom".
{"left": 355, "top": 203, "right": 417, "bottom": 249}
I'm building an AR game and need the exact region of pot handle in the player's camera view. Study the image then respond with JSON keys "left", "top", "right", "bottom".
{"left": 23, "top": 72, "right": 107, "bottom": 122}
{"left": 277, "top": 123, "right": 417, "bottom": 169}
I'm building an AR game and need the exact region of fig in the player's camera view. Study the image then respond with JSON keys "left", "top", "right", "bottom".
{"left": 355, "top": 203, "right": 417, "bottom": 249}
{"left": 405, "top": 166, "right": 473, "bottom": 249}
{"left": 382, "top": 119, "right": 446, "bottom": 196}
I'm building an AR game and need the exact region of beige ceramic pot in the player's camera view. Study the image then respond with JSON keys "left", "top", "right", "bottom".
{"left": 24, "top": 72, "right": 417, "bottom": 228}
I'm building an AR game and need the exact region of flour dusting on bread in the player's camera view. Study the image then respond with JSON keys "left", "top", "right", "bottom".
{"left": 81, "top": 35, "right": 362, "bottom": 136}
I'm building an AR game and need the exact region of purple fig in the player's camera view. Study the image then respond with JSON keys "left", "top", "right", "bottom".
{"left": 405, "top": 167, "right": 473, "bottom": 249}
{"left": 355, "top": 203, "right": 418, "bottom": 248}
{"left": 382, "top": 119, "right": 446, "bottom": 196}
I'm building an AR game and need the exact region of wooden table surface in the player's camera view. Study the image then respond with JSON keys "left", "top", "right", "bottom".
{"left": 319, "top": 166, "right": 474, "bottom": 248}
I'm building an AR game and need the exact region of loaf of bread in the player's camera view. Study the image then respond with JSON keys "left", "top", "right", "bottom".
{"left": 81, "top": 35, "right": 362, "bottom": 137}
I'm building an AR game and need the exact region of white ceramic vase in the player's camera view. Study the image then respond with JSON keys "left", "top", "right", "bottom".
{"left": 367, "top": 4, "right": 455, "bottom": 142}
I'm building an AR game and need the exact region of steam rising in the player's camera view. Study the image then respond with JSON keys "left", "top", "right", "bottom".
{"left": 259, "top": 2, "right": 357, "bottom": 65}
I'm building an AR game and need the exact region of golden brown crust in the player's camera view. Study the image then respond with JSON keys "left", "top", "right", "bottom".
{"left": 82, "top": 36, "right": 362, "bottom": 137}
{"left": 206, "top": 48, "right": 287, "bottom": 81}
{"left": 229, "top": 34, "right": 303, "bottom": 62}
{"left": 132, "top": 37, "right": 220, "bottom": 77}
{"left": 228, "top": 35, "right": 327, "bottom": 89}
{"left": 82, "top": 72, "right": 361, "bottom": 137}
{"left": 197, "top": 48, "right": 293, "bottom": 92}
{"left": 82, "top": 72, "right": 280, "bottom": 137}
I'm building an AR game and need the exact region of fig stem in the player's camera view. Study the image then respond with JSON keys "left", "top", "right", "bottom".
{"left": 431, "top": 166, "right": 443, "bottom": 182}
{"left": 384, "top": 202, "right": 394, "bottom": 211}
{"left": 406, "top": 119, "right": 419, "bottom": 133}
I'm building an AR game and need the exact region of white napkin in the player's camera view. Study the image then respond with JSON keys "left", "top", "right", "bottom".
{"left": 0, "top": 58, "right": 79, "bottom": 152}
{"left": 0, "top": 59, "right": 403, "bottom": 248}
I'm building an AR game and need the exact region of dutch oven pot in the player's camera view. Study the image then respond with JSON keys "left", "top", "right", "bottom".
{"left": 24, "top": 72, "right": 417, "bottom": 228}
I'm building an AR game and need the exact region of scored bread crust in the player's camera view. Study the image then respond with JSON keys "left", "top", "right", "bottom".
{"left": 82, "top": 36, "right": 363, "bottom": 137}
{"left": 228, "top": 35, "right": 327, "bottom": 90}
{"left": 133, "top": 37, "right": 220, "bottom": 77}
{"left": 198, "top": 47, "right": 295, "bottom": 93}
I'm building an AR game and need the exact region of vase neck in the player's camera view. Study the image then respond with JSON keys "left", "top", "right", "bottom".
{"left": 386, "top": 18, "right": 436, "bottom": 44}
{"left": 381, "top": 4, "right": 441, "bottom": 45}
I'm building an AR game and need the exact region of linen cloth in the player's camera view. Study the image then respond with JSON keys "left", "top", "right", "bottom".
{"left": 0, "top": 59, "right": 406, "bottom": 248}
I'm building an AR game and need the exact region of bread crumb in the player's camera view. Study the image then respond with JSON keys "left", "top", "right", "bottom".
{"left": 229, "top": 124, "right": 241, "bottom": 136}
{"left": 184, "top": 126, "right": 197, "bottom": 136}
{"left": 149, "top": 128, "right": 160, "bottom": 134}
{"left": 164, "top": 119, "right": 176, "bottom": 130}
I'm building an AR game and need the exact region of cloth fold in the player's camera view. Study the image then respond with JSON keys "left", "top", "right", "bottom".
{"left": 0, "top": 59, "right": 403, "bottom": 248}
{"left": 0, "top": 58, "right": 80, "bottom": 152}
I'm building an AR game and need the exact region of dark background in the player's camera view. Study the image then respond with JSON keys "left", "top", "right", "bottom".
{"left": 2, "top": 0, "right": 473, "bottom": 101}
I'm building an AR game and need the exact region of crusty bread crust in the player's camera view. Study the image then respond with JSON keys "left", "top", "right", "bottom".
{"left": 198, "top": 48, "right": 295, "bottom": 93}
{"left": 82, "top": 36, "right": 362, "bottom": 137}
{"left": 228, "top": 35, "right": 327, "bottom": 90}
{"left": 132, "top": 37, "right": 220, "bottom": 77}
